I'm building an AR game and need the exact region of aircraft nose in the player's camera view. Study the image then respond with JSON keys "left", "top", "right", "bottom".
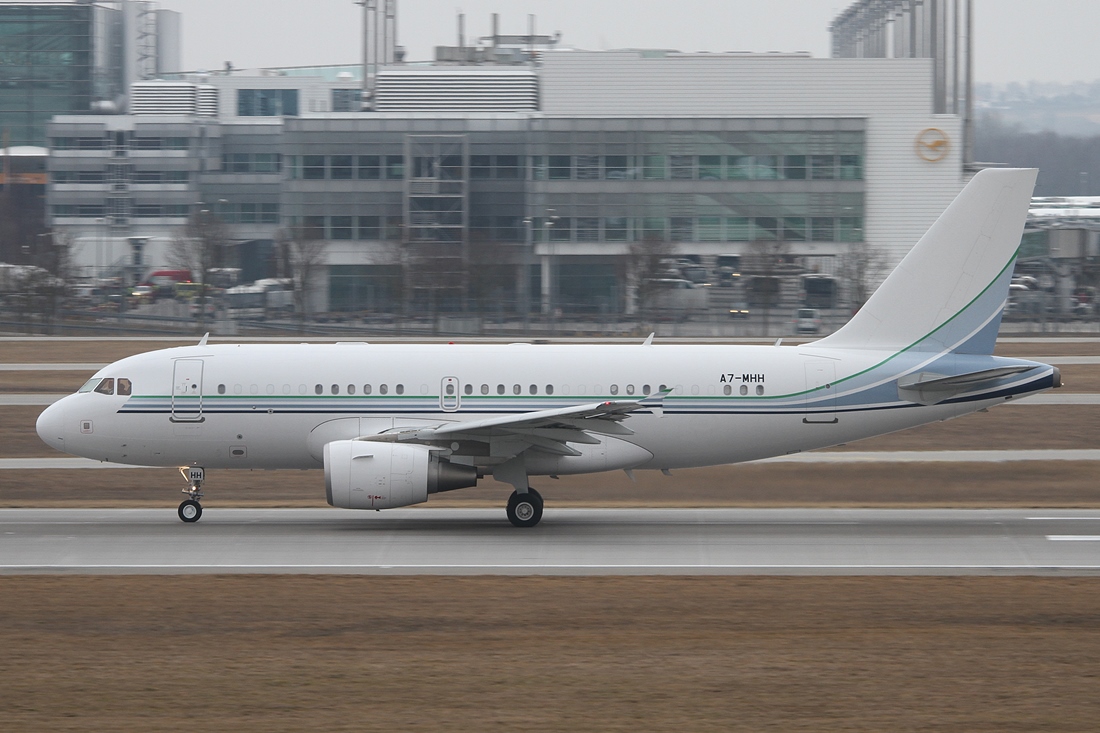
{"left": 36, "top": 399, "right": 67, "bottom": 452}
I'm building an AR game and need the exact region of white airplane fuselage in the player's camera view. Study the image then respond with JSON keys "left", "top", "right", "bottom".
{"left": 37, "top": 341, "right": 1055, "bottom": 473}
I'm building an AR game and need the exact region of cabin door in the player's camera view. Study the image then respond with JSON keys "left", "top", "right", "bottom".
{"left": 803, "top": 359, "right": 837, "bottom": 424}
{"left": 172, "top": 359, "right": 205, "bottom": 422}
{"left": 440, "top": 377, "right": 460, "bottom": 412}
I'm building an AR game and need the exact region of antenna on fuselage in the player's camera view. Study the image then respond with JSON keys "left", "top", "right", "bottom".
{"left": 643, "top": 333, "right": 655, "bottom": 346}
{"left": 197, "top": 333, "right": 210, "bottom": 347}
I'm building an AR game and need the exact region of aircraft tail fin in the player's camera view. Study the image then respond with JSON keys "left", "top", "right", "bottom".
{"left": 816, "top": 168, "right": 1037, "bottom": 355}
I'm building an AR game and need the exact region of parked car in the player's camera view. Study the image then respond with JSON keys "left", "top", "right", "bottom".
{"left": 728, "top": 302, "right": 750, "bottom": 319}
{"left": 795, "top": 308, "right": 822, "bottom": 334}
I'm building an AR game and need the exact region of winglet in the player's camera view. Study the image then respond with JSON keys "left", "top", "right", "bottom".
{"left": 643, "top": 333, "right": 655, "bottom": 346}
{"left": 197, "top": 332, "right": 210, "bottom": 347}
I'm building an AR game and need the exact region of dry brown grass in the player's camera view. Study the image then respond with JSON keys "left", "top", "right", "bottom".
{"left": 2, "top": 575, "right": 1099, "bottom": 732}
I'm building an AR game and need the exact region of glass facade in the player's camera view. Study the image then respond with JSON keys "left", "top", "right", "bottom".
{"left": 0, "top": 4, "right": 122, "bottom": 147}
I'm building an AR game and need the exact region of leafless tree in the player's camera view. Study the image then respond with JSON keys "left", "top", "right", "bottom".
{"left": 169, "top": 210, "right": 232, "bottom": 332}
{"left": 276, "top": 224, "right": 328, "bottom": 330}
{"left": 745, "top": 238, "right": 792, "bottom": 337}
{"left": 623, "top": 235, "right": 674, "bottom": 325}
{"left": 839, "top": 242, "right": 890, "bottom": 315}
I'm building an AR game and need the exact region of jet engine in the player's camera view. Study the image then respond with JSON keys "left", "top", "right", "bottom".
{"left": 324, "top": 440, "right": 478, "bottom": 510}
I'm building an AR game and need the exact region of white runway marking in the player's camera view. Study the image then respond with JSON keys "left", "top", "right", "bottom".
{"left": 1046, "top": 536, "right": 1100, "bottom": 542}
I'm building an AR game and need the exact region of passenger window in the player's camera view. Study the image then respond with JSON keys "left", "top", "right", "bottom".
{"left": 331, "top": 384, "right": 340, "bottom": 395}
{"left": 756, "top": 385, "right": 765, "bottom": 396}
{"left": 740, "top": 385, "right": 748, "bottom": 396}
{"left": 513, "top": 384, "right": 521, "bottom": 395}
{"left": 218, "top": 384, "right": 226, "bottom": 395}
{"left": 117, "top": 378, "right": 132, "bottom": 396}
{"left": 315, "top": 384, "right": 323, "bottom": 395}
{"left": 626, "top": 384, "right": 635, "bottom": 395}
{"left": 610, "top": 384, "right": 619, "bottom": 395}
{"left": 266, "top": 384, "right": 275, "bottom": 395}
{"left": 659, "top": 384, "right": 667, "bottom": 393}
{"left": 529, "top": 384, "right": 537, "bottom": 395}
{"left": 497, "top": 384, "right": 505, "bottom": 395}
{"left": 234, "top": 384, "right": 243, "bottom": 395}
{"left": 396, "top": 384, "right": 404, "bottom": 395}
{"left": 250, "top": 384, "right": 258, "bottom": 395}
{"left": 691, "top": 385, "right": 699, "bottom": 395}
{"left": 481, "top": 384, "right": 489, "bottom": 395}
{"left": 724, "top": 384, "right": 732, "bottom": 396}
{"left": 643, "top": 384, "right": 651, "bottom": 395}
{"left": 446, "top": 384, "right": 455, "bottom": 395}
{"left": 347, "top": 384, "right": 355, "bottom": 395}
{"left": 364, "top": 384, "right": 372, "bottom": 395}
{"left": 283, "top": 384, "right": 292, "bottom": 395}
{"left": 546, "top": 384, "right": 554, "bottom": 395}
{"left": 464, "top": 384, "right": 472, "bottom": 395}
{"left": 380, "top": 384, "right": 388, "bottom": 395}
{"left": 94, "top": 378, "right": 114, "bottom": 395}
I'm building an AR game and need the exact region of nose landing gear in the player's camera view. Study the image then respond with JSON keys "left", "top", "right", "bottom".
{"left": 177, "top": 465, "right": 205, "bottom": 523}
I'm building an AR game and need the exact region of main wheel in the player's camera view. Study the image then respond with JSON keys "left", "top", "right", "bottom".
{"left": 178, "top": 499, "right": 203, "bottom": 523}
{"left": 506, "top": 488, "right": 543, "bottom": 528}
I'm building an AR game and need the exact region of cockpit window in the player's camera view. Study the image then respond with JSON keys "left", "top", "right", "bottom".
{"left": 93, "top": 378, "right": 115, "bottom": 395}
{"left": 117, "top": 378, "right": 132, "bottom": 396}
{"left": 78, "top": 378, "right": 101, "bottom": 393}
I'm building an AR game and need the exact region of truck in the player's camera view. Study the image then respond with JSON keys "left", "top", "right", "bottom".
{"left": 225, "top": 278, "right": 293, "bottom": 320}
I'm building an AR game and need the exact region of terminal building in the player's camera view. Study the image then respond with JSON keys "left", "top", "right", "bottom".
{"left": 42, "top": 0, "right": 975, "bottom": 317}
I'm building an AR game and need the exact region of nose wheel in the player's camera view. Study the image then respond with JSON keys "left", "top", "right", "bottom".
{"left": 506, "top": 488, "right": 544, "bottom": 528}
{"left": 177, "top": 465, "right": 205, "bottom": 523}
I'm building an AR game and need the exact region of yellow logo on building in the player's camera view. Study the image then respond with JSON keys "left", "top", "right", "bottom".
{"left": 916, "top": 128, "right": 950, "bottom": 162}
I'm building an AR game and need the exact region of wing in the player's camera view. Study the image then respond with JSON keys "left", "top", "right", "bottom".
{"left": 364, "top": 393, "right": 669, "bottom": 458}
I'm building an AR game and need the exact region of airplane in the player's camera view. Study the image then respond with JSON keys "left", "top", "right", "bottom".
{"left": 36, "top": 168, "right": 1060, "bottom": 527}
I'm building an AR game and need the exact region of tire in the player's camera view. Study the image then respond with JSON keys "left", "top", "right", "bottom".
{"left": 506, "top": 488, "right": 543, "bottom": 528}
{"left": 178, "top": 499, "right": 202, "bottom": 523}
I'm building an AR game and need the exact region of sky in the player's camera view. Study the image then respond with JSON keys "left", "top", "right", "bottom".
{"left": 155, "top": 0, "right": 1100, "bottom": 85}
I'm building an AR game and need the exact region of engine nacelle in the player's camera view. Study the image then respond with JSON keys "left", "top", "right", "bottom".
{"left": 324, "top": 440, "right": 478, "bottom": 510}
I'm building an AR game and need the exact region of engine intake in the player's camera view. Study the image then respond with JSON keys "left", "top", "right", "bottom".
{"left": 324, "top": 440, "right": 478, "bottom": 510}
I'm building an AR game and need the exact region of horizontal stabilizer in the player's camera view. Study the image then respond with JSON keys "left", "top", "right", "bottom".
{"left": 897, "top": 365, "right": 1035, "bottom": 405}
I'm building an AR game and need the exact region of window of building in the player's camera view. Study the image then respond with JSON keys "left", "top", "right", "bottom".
{"left": 330, "top": 155, "right": 353, "bottom": 180}
{"left": 575, "top": 155, "right": 599, "bottom": 180}
{"left": 698, "top": 217, "right": 722, "bottom": 242}
{"left": 839, "top": 217, "right": 863, "bottom": 242}
{"left": 576, "top": 218, "right": 599, "bottom": 242}
{"left": 783, "top": 217, "right": 807, "bottom": 242}
{"left": 604, "top": 155, "right": 631, "bottom": 179}
{"left": 357, "top": 155, "right": 381, "bottom": 179}
{"left": 303, "top": 155, "right": 325, "bottom": 180}
{"left": 303, "top": 216, "right": 326, "bottom": 239}
{"left": 331, "top": 216, "right": 353, "bottom": 240}
{"left": 811, "top": 155, "right": 836, "bottom": 180}
{"left": 238, "top": 88, "right": 299, "bottom": 117}
{"left": 755, "top": 156, "right": 779, "bottom": 180}
{"left": 495, "top": 155, "right": 520, "bottom": 179}
{"left": 357, "top": 216, "right": 380, "bottom": 240}
{"left": 332, "top": 88, "right": 361, "bottom": 112}
{"left": 670, "top": 217, "right": 694, "bottom": 242}
{"left": 754, "top": 217, "right": 778, "bottom": 240}
{"left": 385, "top": 155, "right": 404, "bottom": 180}
{"left": 783, "top": 155, "right": 807, "bottom": 180}
{"left": 470, "top": 155, "right": 492, "bottom": 179}
{"left": 811, "top": 217, "right": 835, "bottom": 242}
{"left": 530, "top": 156, "right": 547, "bottom": 180}
{"left": 604, "top": 217, "right": 629, "bottom": 241}
{"left": 698, "top": 156, "right": 722, "bottom": 180}
{"left": 839, "top": 155, "right": 863, "bottom": 180}
{"left": 643, "top": 155, "right": 666, "bottom": 180}
{"left": 725, "top": 217, "right": 751, "bottom": 242}
{"left": 669, "top": 155, "right": 694, "bottom": 180}
{"left": 549, "top": 218, "right": 572, "bottom": 242}
{"left": 548, "top": 155, "right": 571, "bottom": 180}
{"left": 726, "top": 155, "right": 752, "bottom": 180}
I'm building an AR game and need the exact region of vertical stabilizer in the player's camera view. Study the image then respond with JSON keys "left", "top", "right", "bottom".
{"left": 817, "top": 168, "right": 1037, "bottom": 355}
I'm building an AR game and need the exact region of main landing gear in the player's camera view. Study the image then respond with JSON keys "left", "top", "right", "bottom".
{"left": 177, "top": 465, "right": 205, "bottom": 523}
{"left": 506, "top": 488, "right": 544, "bottom": 528}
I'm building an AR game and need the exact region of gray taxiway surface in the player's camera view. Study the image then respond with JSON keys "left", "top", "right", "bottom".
{"left": 2, "top": 508, "right": 1100, "bottom": 576}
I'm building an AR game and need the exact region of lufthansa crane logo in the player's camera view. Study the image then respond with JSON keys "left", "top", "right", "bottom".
{"left": 916, "top": 128, "right": 950, "bottom": 162}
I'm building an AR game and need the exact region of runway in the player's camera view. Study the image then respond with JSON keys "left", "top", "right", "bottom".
{"left": 3, "top": 507, "right": 1100, "bottom": 576}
